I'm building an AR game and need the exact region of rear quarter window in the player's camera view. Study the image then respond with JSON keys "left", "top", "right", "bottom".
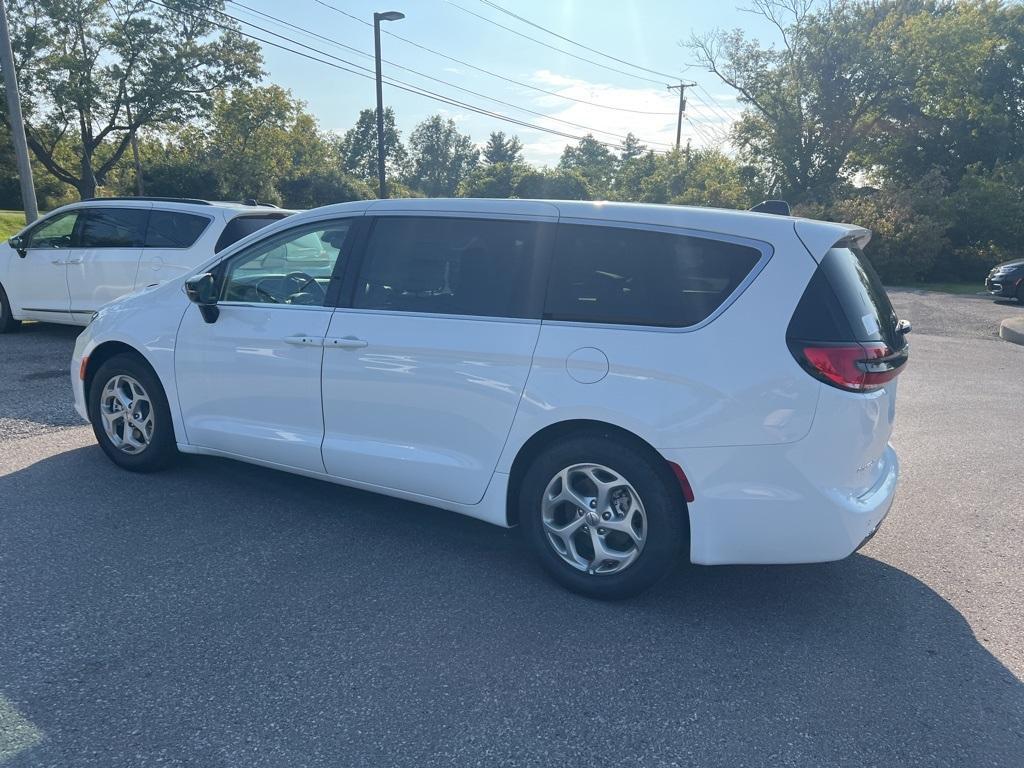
{"left": 215, "top": 214, "right": 289, "bottom": 253}
{"left": 544, "top": 224, "right": 763, "bottom": 327}
{"left": 145, "top": 211, "right": 211, "bottom": 248}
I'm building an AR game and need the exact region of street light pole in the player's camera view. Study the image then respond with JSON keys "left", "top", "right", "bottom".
{"left": 0, "top": 0, "right": 38, "bottom": 223}
{"left": 373, "top": 11, "right": 404, "bottom": 199}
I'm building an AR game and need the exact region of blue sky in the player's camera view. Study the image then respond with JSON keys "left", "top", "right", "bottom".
{"left": 228, "top": 0, "right": 780, "bottom": 165}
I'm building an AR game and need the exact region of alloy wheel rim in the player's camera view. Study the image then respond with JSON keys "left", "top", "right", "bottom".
{"left": 541, "top": 463, "right": 647, "bottom": 576}
{"left": 99, "top": 374, "right": 154, "bottom": 455}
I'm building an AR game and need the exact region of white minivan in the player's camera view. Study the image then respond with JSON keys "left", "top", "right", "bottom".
{"left": 0, "top": 197, "right": 290, "bottom": 331}
{"left": 70, "top": 199, "right": 909, "bottom": 598}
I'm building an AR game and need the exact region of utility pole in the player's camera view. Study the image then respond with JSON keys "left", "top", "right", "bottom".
{"left": 373, "top": 10, "right": 404, "bottom": 199}
{"left": 0, "top": 0, "right": 38, "bottom": 223}
{"left": 667, "top": 82, "right": 695, "bottom": 151}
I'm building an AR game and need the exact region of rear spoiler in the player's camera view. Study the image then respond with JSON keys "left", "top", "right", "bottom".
{"left": 749, "top": 200, "right": 791, "bottom": 216}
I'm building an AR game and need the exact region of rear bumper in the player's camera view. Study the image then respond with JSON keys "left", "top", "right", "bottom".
{"left": 664, "top": 442, "right": 898, "bottom": 566}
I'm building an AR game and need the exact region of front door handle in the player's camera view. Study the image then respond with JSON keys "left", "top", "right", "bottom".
{"left": 51, "top": 258, "right": 68, "bottom": 265}
{"left": 283, "top": 335, "right": 324, "bottom": 346}
{"left": 325, "top": 335, "right": 368, "bottom": 349}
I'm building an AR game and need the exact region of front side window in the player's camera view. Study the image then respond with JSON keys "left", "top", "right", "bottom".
{"left": 220, "top": 220, "right": 352, "bottom": 306}
{"left": 27, "top": 211, "right": 80, "bottom": 249}
{"left": 353, "top": 216, "right": 548, "bottom": 318}
{"left": 77, "top": 208, "right": 149, "bottom": 248}
{"left": 545, "top": 224, "right": 763, "bottom": 327}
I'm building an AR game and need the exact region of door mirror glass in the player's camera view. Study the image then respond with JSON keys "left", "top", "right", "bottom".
{"left": 185, "top": 272, "right": 220, "bottom": 323}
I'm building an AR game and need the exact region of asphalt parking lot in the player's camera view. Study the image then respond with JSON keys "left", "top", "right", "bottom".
{"left": 1, "top": 290, "right": 1022, "bottom": 767}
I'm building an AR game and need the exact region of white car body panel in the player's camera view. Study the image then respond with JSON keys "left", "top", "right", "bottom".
{"left": 322, "top": 309, "right": 541, "bottom": 505}
{"left": 2, "top": 199, "right": 291, "bottom": 327}
{"left": 174, "top": 302, "right": 334, "bottom": 473}
{"left": 69, "top": 198, "right": 901, "bottom": 563}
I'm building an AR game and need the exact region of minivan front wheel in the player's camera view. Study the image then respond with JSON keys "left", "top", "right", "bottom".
{"left": 520, "top": 436, "right": 687, "bottom": 599}
{"left": 88, "top": 353, "right": 177, "bottom": 472}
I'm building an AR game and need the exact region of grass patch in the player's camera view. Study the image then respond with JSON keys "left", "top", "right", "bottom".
{"left": 895, "top": 282, "right": 983, "bottom": 295}
{"left": 0, "top": 210, "right": 26, "bottom": 240}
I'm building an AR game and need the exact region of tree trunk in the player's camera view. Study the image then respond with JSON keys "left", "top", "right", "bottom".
{"left": 79, "top": 150, "right": 97, "bottom": 199}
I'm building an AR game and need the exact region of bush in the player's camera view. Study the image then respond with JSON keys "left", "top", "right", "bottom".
{"left": 796, "top": 191, "right": 948, "bottom": 284}
{"left": 277, "top": 170, "right": 373, "bottom": 209}
{"left": 513, "top": 169, "right": 591, "bottom": 200}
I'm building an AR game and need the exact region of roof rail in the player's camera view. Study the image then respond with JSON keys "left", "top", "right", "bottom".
{"left": 84, "top": 196, "right": 212, "bottom": 206}
{"left": 749, "top": 200, "right": 791, "bottom": 216}
{"left": 240, "top": 198, "right": 279, "bottom": 208}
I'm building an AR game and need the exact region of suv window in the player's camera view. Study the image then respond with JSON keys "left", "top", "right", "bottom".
{"left": 215, "top": 214, "right": 289, "bottom": 252}
{"left": 820, "top": 245, "right": 900, "bottom": 347}
{"left": 353, "top": 216, "right": 549, "bottom": 318}
{"left": 78, "top": 208, "right": 149, "bottom": 248}
{"left": 145, "top": 210, "right": 211, "bottom": 248}
{"left": 221, "top": 220, "right": 353, "bottom": 306}
{"left": 545, "top": 224, "right": 763, "bottom": 327}
{"left": 27, "top": 211, "right": 80, "bottom": 248}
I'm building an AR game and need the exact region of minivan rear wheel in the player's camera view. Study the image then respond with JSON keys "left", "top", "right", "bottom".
{"left": 520, "top": 436, "right": 687, "bottom": 599}
{"left": 0, "top": 283, "right": 21, "bottom": 333}
{"left": 88, "top": 353, "right": 177, "bottom": 472}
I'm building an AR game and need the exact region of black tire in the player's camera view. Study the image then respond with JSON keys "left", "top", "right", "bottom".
{"left": 87, "top": 353, "right": 178, "bottom": 472}
{"left": 0, "top": 282, "right": 21, "bottom": 333}
{"left": 1017, "top": 283, "right": 1024, "bottom": 303}
{"left": 519, "top": 434, "right": 688, "bottom": 599}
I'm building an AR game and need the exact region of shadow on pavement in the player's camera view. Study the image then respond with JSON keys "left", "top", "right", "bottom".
{"left": 1, "top": 446, "right": 1021, "bottom": 767}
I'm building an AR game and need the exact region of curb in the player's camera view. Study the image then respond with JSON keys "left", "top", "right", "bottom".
{"left": 999, "top": 317, "right": 1024, "bottom": 346}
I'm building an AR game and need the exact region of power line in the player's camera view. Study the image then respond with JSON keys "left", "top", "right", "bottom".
{"left": 149, "top": 0, "right": 678, "bottom": 154}
{"left": 445, "top": 0, "right": 668, "bottom": 87}
{"left": 477, "top": 0, "right": 677, "bottom": 81}
{"left": 466, "top": 0, "right": 737, "bottom": 133}
{"left": 309, "top": 0, "right": 678, "bottom": 117}
{"left": 226, "top": 1, "right": 675, "bottom": 148}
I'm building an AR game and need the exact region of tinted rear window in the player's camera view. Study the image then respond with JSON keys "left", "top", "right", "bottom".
{"left": 353, "top": 216, "right": 550, "bottom": 318}
{"left": 78, "top": 208, "right": 149, "bottom": 248}
{"left": 821, "top": 245, "right": 899, "bottom": 345}
{"left": 215, "top": 214, "right": 288, "bottom": 252}
{"left": 545, "top": 224, "right": 762, "bottom": 327}
{"left": 788, "top": 244, "right": 900, "bottom": 346}
{"left": 145, "top": 211, "right": 211, "bottom": 248}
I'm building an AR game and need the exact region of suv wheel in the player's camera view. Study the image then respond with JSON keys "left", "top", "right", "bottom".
{"left": 88, "top": 353, "right": 177, "bottom": 472}
{"left": 520, "top": 435, "right": 687, "bottom": 599}
{"left": 0, "top": 283, "right": 21, "bottom": 333}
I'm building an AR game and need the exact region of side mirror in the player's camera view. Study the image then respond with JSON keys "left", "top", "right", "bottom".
{"left": 184, "top": 272, "right": 220, "bottom": 323}
{"left": 9, "top": 235, "right": 26, "bottom": 257}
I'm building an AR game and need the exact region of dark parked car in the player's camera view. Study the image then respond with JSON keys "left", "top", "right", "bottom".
{"left": 985, "top": 259, "right": 1024, "bottom": 302}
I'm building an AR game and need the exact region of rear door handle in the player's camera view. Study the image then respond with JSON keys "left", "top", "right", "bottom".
{"left": 65, "top": 257, "right": 83, "bottom": 264}
{"left": 325, "top": 335, "right": 368, "bottom": 349}
{"left": 283, "top": 335, "right": 324, "bottom": 346}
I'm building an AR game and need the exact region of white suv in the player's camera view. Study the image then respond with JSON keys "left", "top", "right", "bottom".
{"left": 0, "top": 197, "right": 291, "bottom": 331}
{"left": 70, "top": 199, "right": 909, "bottom": 598}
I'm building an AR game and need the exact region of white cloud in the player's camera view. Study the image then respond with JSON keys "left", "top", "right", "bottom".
{"left": 516, "top": 70, "right": 739, "bottom": 166}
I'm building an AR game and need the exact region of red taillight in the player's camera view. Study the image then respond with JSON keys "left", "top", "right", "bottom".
{"left": 799, "top": 342, "right": 905, "bottom": 392}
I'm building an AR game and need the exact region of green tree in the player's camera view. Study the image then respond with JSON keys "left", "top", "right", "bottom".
{"left": 481, "top": 131, "right": 524, "bottom": 165}
{"left": 514, "top": 168, "right": 591, "bottom": 200}
{"left": 640, "top": 148, "right": 752, "bottom": 209}
{"left": 6, "top": 0, "right": 261, "bottom": 198}
{"left": 205, "top": 86, "right": 311, "bottom": 203}
{"left": 857, "top": 1, "right": 1024, "bottom": 185}
{"left": 405, "top": 115, "right": 479, "bottom": 197}
{"left": 689, "top": 0, "right": 906, "bottom": 201}
{"left": 558, "top": 134, "right": 617, "bottom": 197}
{"left": 337, "top": 107, "right": 408, "bottom": 187}
{"left": 459, "top": 162, "right": 521, "bottom": 198}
